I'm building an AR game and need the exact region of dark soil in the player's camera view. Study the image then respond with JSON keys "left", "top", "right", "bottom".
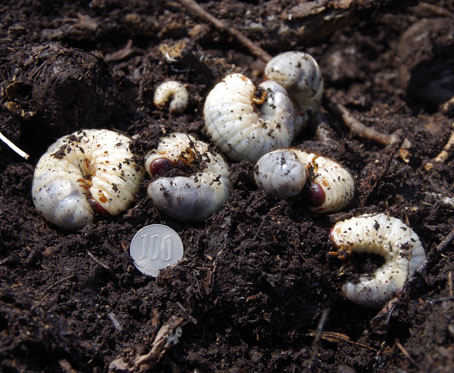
{"left": 1, "top": 1, "right": 454, "bottom": 372}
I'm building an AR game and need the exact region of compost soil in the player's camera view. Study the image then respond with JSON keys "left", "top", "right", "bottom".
{"left": 1, "top": 1, "right": 454, "bottom": 372}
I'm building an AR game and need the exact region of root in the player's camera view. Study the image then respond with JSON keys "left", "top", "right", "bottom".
{"left": 175, "top": 0, "right": 272, "bottom": 63}
{"left": 0, "top": 131, "right": 29, "bottom": 160}
{"left": 424, "top": 123, "right": 454, "bottom": 171}
{"left": 326, "top": 100, "right": 399, "bottom": 145}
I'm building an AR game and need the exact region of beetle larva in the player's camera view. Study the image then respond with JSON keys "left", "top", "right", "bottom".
{"left": 254, "top": 149, "right": 354, "bottom": 213}
{"left": 329, "top": 213, "right": 426, "bottom": 308}
{"left": 32, "top": 129, "right": 143, "bottom": 231}
{"left": 264, "top": 51, "right": 324, "bottom": 134}
{"left": 153, "top": 80, "right": 189, "bottom": 114}
{"left": 145, "top": 133, "right": 231, "bottom": 221}
{"left": 203, "top": 73, "right": 296, "bottom": 162}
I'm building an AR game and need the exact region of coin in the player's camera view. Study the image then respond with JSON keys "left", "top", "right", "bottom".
{"left": 130, "top": 224, "right": 184, "bottom": 277}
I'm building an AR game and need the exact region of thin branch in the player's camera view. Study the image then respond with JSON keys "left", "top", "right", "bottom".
{"left": 427, "top": 295, "right": 454, "bottom": 304}
{"left": 396, "top": 340, "right": 421, "bottom": 369}
{"left": 316, "top": 331, "right": 377, "bottom": 352}
{"left": 358, "top": 130, "right": 406, "bottom": 206}
{"left": 0, "top": 131, "right": 29, "bottom": 160}
{"left": 87, "top": 250, "right": 111, "bottom": 270}
{"left": 326, "top": 100, "right": 399, "bottom": 145}
{"left": 304, "top": 308, "right": 329, "bottom": 372}
{"left": 175, "top": 0, "right": 272, "bottom": 63}
{"left": 449, "top": 271, "right": 453, "bottom": 297}
{"left": 434, "top": 227, "right": 454, "bottom": 256}
{"left": 424, "top": 124, "right": 454, "bottom": 171}
{"left": 42, "top": 274, "right": 75, "bottom": 294}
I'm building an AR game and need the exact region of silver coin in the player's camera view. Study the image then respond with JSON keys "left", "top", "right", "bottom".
{"left": 130, "top": 224, "right": 184, "bottom": 277}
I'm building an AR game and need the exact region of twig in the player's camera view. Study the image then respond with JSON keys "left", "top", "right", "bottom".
{"left": 252, "top": 203, "right": 283, "bottom": 241}
{"left": 449, "top": 271, "right": 453, "bottom": 297}
{"left": 252, "top": 215, "right": 267, "bottom": 241}
{"left": 315, "top": 331, "right": 377, "bottom": 352}
{"left": 422, "top": 226, "right": 454, "bottom": 274}
{"left": 418, "top": 2, "right": 454, "bottom": 18}
{"left": 427, "top": 295, "right": 454, "bottom": 304}
{"left": 424, "top": 192, "right": 454, "bottom": 208}
{"left": 304, "top": 308, "right": 329, "bottom": 372}
{"left": 358, "top": 130, "right": 406, "bottom": 206}
{"left": 42, "top": 274, "right": 75, "bottom": 294}
{"left": 370, "top": 295, "right": 401, "bottom": 334}
{"left": 87, "top": 250, "right": 111, "bottom": 270}
{"left": 175, "top": 0, "right": 272, "bottom": 63}
{"left": 326, "top": 100, "right": 398, "bottom": 145}
{"left": 0, "top": 131, "right": 29, "bottom": 160}
{"left": 32, "top": 274, "right": 75, "bottom": 311}
{"left": 424, "top": 124, "right": 454, "bottom": 171}
{"left": 396, "top": 340, "right": 420, "bottom": 369}
{"left": 417, "top": 226, "right": 454, "bottom": 276}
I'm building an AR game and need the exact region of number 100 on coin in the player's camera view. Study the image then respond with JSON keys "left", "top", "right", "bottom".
{"left": 130, "top": 224, "right": 184, "bottom": 277}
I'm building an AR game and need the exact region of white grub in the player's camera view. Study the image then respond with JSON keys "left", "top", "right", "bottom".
{"left": 265, "top": 51, "right": 324, "bottom": 134}
{"left": 153, "top": 81, "right": 189, "bottom": 113}
{"left": 254, "top": 149, "right": 354, "bottom": 213}
{"left": 330, "top": 213, "right": 426, "bottom": 308}
{"left": 32, "top": 129, "right": 143, "bottom": 231}
{"left": 203, "top": 73, "right": 296, "bottom": 162}
{"left": 145, "top": 133, "right": 231, "bottom": 221}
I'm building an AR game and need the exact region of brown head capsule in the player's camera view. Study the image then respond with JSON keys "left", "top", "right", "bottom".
{"left": 149, "top": 157, "right": 174, "bottom": 176}
{"left": 306, "top": 182, "right": 326, "bottom": 207}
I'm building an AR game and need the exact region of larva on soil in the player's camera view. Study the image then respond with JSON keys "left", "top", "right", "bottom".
{"left": 254, "top": 149, "right": 354, "bottom": 213}
{"left": 329, "top": 213, "right": 426, "bottom": 308}
{"left": 153, "top": 80, "right": 189, "bottom": 113}
{"left": 203, "top": 73, "right": 296, "bottom": 162}
{"left": 265, "top": 51, "right": 324, "bottom": 134}
{"left": 32, "top": 129, "right": 143, "bottom": 231}
{"left": 145, "top": 133, "right": 231, "bottom": 221}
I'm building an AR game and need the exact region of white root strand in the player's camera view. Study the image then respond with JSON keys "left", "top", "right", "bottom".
{"left": 0, "top": 131, "right": 29, "bottom": 160}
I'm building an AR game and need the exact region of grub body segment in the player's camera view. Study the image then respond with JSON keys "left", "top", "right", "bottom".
{"left": 254, "top": 149, "right": 354, "bottom": 213}
{"left": 265, "top": 51, "right": 324, "bottom": 134}
{"left": 145, "top": 133, "right": 231, "bottom": 221}
{"left": 154, "top": 80, "right": 189, "bottom": 113}
{"left": 32, "top": 129, "right": 143, "bottom": 230}
{"left": 330, "top": 213, "right": 426, "bottom": 308}
{"left": 204, "top": 73, "right": 296, "bottom": 162}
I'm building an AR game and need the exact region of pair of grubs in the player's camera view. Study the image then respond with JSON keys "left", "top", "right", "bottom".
{"left": 32, "top": 130, "right": 231, "bottom": 229}
{"left": 253, "top": 150, "right": 425, "bottom": 307}
{"left": 204, "top": 51, "right": 324, "bottom": 162}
